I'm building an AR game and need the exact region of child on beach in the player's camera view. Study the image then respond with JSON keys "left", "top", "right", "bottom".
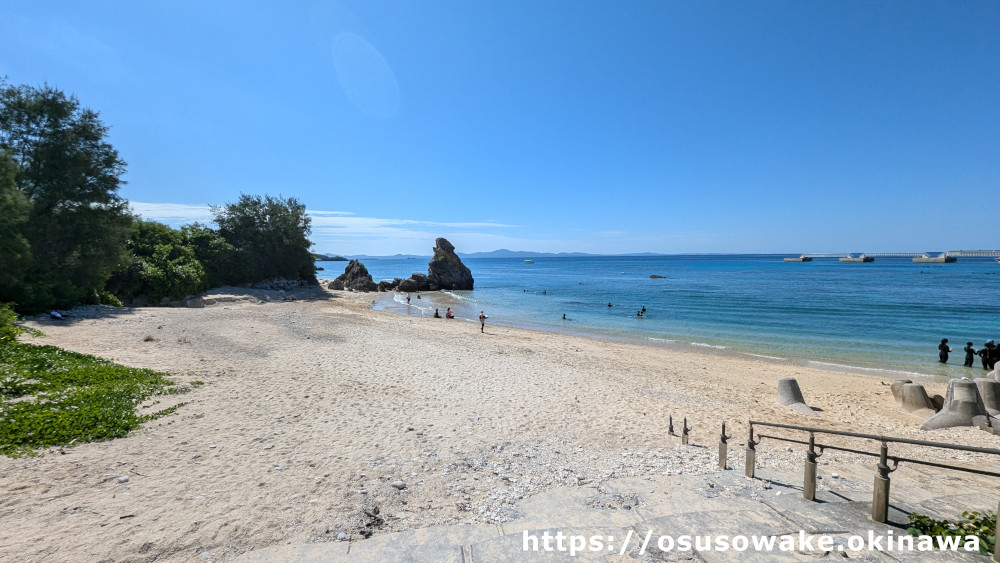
{"left": 963, "top": 342, "right": 976, "bottom": 367}
{"left": 479, "top": 311, "right": 487, "bottom": 333}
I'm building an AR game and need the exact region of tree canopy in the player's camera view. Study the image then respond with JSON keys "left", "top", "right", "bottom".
{"left": 212, "top": 194, "right": 316, "bottom": 282}
{"left": 0, "top": 80, "right": 318, "bottom": 313}
{"left": 0, "top": 79, "right": 132, "bottom": 310}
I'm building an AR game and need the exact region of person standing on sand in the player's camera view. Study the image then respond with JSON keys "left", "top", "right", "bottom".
{"left": 479, "top": 311, "right": 487, "bottom": 333}
{"left": 938, "top": 338, "right": 951, "bottom": 363}
{"left": 963, "top": 342, "right": 977, "bottom": 367}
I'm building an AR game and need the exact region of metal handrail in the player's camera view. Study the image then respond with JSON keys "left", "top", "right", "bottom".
{"left": 719, "top": 420, "right": 1000, "bottom": 561}
{"left": 749, "top": 420, "right": 1000, "bottom": 456}
{"left": 756, "top": 433, "right": 1000, "bottom": 479}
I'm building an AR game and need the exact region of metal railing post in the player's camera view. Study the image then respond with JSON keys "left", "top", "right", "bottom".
{"left": 718, "top": 422, "right": 730, "bottom": 469}
{"left": 681, "top": 418, "right": 691, "bottom": 445}
{"left": 745, "top": 425, "right": 757, "bottom": 478}
{"left": 804, "top": 432, "right": 818, "bottom": 501}
{"left": 872, "top": 442, "right": 891, "bottom": 523}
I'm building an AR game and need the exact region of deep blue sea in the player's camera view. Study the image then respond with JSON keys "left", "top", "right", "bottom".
{"left": 326, "top": 255, "right": 1000, "bottom": 379}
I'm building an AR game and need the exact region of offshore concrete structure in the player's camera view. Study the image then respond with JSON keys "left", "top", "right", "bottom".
{"left": 785, "top": 250, "right": 1000, "bottom": 263}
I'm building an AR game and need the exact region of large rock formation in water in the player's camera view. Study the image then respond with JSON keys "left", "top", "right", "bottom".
{"left": 427, "top": 238, "right": 474, "bottom": 290}
{"left": 397, "top": 272, "right": 430, "bottom": 293}
{"left": 329, "top": 259, "right": 377, "bottom": 292}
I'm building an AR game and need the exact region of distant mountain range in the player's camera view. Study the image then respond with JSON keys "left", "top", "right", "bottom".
{"left": 319, "top": 250, "right": 668, "bottom": 260}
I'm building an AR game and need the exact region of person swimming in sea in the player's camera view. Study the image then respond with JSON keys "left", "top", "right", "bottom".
{"left": 607, "top": 302, "right": 613, "bottom": 307}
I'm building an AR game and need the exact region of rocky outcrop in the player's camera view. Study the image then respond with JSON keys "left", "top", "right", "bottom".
{"left": 376, "top": 279, "right": 399, "bottom": 292}
{"left": 397, "top": 273, "right": 430, "bottom": 293}
{"left": 427, "top": 238, "right": 474, "bottom": 290}
{"left": 329, "top": 259, "right": 377, "bottom": 292}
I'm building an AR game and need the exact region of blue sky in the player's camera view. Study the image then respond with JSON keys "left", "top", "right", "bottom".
{"left": 2, "top": 1, "right": 997, "bottom": 255}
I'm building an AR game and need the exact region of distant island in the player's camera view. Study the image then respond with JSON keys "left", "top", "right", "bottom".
{"left": 324, "top": 250, "right": 671, "bottom": 260}
{"left": 313, "top": 253, "right": 349, "bottom": 261}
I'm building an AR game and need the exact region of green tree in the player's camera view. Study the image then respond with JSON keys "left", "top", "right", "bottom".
{"left": 0, "top": 79, "right": 132, "bottom": 311}
{"left": 180, "top": 222, "right": 252, "bottom": 286}
{"left": 212, "top": 194, "right": 316, "bottom": 282}
{"left": 0, "top": 150, "right": 31, "bottom": 293}
{"left": 107, "top": 220, "right": 209, "bottom": 302}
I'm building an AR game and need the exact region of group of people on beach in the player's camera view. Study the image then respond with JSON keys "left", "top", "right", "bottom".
{"left": 429, "top": 306, "right": 488, "bottom": 332}
{"left": 939, "top": 338, "right": 998, "bottom": 370}
{"left": 433, "top": 308, "right": 455, "bottom": 319}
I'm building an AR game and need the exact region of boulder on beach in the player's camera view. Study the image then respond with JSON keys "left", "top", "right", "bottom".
{"left": 330, "top": 259, "right": 377, "bottom": 292}
{"left": 427, "top": 238, "right": 474, "bottom": 290}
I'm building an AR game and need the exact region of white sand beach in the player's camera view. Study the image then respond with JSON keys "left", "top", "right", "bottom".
{"left": 2, "top": 284, "right": 998, "bottom": 562}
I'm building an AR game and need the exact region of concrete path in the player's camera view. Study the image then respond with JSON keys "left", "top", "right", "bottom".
{"left": 237, "top": 464, "right": 995, "bottom": 562}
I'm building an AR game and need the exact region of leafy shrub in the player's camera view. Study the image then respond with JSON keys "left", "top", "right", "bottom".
{"left": 0, "top": 302, "right": 41, "bottom": 343}
{"left": 907, "top": 510, "right": 996, "bottom": 555}
{"left": 107, "top": 219, "right": 209, "bottom": 302}
{"left": 0, "top": 341, "right": 178, "bottom": 456}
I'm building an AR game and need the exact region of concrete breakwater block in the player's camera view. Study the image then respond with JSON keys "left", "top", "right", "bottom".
{"left": 776, "top": 377, "right": 818, "bottom": 417}
{"left": 898, "top": 383, "right": 937, "bottom": 419}
{"left": 920, "top": 379, "right": 992, "bottom": 431}
{"left": 975, "top": 378, "right": 1000, "bottom": 416}
{"left": 890, "top": 379, "right": 912, "bottom": 405}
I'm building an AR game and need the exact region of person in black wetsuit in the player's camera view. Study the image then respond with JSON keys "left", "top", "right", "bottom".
{"left": 979, "top": 342, "right": 991, "bottom": 370}
{"left": 938, "top": 338, "right": 951, "bottom": 363}
{"left": 963, "top": 342, "right": 977, "bottom": 367}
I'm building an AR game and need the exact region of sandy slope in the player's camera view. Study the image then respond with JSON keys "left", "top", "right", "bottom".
{"left": 1, "top": 285, "right": 997, "bottom": 562}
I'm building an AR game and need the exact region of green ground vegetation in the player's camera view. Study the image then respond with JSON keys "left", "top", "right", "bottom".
{"left": 907, "top": 510, "right": 996, "bottom": 555}
{"left": 0, "top": 304, "right": 182, "bottom": 457}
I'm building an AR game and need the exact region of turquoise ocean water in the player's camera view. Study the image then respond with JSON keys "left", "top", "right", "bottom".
{"left": 338, "top": 255, "right": 999, "bottom": 379}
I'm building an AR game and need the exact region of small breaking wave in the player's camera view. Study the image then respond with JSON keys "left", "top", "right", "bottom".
{"left": 691, "top": 342, "right": 727, "bottom": 350}
{"left": 748, "top": 353, "right": 787, "bottom": 361}
{"left": 808, "top": 361, "right": 926, "bottom": 378}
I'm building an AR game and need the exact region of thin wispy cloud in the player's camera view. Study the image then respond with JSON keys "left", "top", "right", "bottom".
{"left": 129, "top": 201, "right": 519, "bottom": 254}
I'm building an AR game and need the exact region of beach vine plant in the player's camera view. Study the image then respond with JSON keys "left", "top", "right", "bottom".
{"left": 0, "top": 319, "right": 183, "bottom": 456}
{"left": 906, "top": 510, "right": 996, "bottom": 555}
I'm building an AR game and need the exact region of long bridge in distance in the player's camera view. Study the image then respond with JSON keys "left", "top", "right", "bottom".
{"left": 784, "top": 250, "right": 1000, "bottom": 263}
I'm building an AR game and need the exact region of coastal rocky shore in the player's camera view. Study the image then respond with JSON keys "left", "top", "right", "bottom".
{"left": 328, "top": 237, "right": 474, "bottom": 293}
{"left": 2, "top": 286, "right": 997, "bottom": 561}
